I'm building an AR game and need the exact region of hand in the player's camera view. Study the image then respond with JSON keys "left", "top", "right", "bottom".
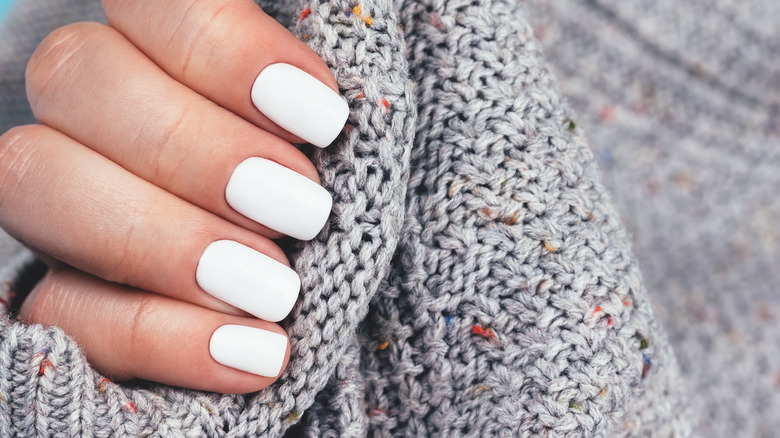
{"left": 0, "top": 0, "right": 347, "bottom": 393}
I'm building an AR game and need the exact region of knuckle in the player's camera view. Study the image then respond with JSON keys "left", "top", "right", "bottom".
{"left": 19, "top": 270, "right": 69, "bottom": 326}
{"left": 127, "top": 294, "right": 157, "bottom": 359}
{"left": 0, "top": 124, "right": 40, "bottom": 158}
{"left": 96, "top": 201, "right": 153, "bottom": 286}
{"left": 168, "top": 1, "right": 235, "bottom": 81}
{"left": 0, "top": 125, "right": 46, "bottom": 207}
{"left": 26, "top": 23, "right": 102, "bottom": 111}
{"left": 148, "top": 105, "right": 192, "bottom": 187}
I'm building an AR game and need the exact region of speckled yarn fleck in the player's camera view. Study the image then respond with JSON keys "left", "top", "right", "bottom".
{"left": 523, "top": 1, "right": 780, "bottom": 437}
{"left": 349, "top": 1, "right": 688, "bottom": 436}
{"left": 0, "top": 0, "right": 693, "bottom": 436}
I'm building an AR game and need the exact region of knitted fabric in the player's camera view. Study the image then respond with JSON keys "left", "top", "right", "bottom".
{"left": 522, "top": 2, "right": 780, "bottom": 437}
{"left": 0, "top": 0, "right": 692, "bottom": 436}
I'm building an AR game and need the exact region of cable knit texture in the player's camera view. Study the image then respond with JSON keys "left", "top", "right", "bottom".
{"left": 0, "top": 0, "right": 693, "bottom": 436}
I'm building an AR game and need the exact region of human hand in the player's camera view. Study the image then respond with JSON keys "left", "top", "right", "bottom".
{"left": 0, "top": 0, "right": 347, "bottom": 393}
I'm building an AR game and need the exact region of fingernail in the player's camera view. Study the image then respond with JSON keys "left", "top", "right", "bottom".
{"left": 209, "top": 325, "right": 287, "bottom": 377}
{"left": 226, "top": 157, "right": 332, "bottom": 241}
{"left": 251, "top": 63, "right": 349, "bottom": 148}
{"left": 196, "top": 240, "right": 299, "bottom": 322}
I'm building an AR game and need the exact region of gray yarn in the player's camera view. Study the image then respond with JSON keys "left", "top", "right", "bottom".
{"left": 352, "top": 1, "right": 687, "bottom": 436}
{"left": 0, "top": 0, "right": 696, "bottom": 436}
{"left": 522, "top": 1, "right": 780, "bottom": 437}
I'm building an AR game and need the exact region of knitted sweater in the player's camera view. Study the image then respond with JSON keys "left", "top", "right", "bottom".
{"left": 0, "top": 0, "right": 694, "bottom": 436}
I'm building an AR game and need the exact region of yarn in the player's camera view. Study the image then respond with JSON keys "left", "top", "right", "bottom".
{"left": 0, "top": 0, "right": 696, "bottom": 436}
{"left": 522, "top": 1, "right": 780, "bottom": 436}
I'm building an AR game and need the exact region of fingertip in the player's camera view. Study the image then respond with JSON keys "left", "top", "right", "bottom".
{"left": 209, "top": 324, "right": 287, "bottom": 377}
{"left": 199, "top": 319, "right": 291, "bottom": 394}
{"left": 103, "top": 0, "right": 347, "bottom": 146}
{"left": 250, "top": 62, "right": 348, "bottom": 148}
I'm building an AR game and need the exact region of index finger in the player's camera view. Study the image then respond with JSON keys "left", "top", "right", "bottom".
{"left": 102, "top": 0, "right": 348, "bottom": 147}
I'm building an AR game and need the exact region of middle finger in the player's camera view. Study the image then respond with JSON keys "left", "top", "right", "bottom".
{"left": 26, "top": 22, "right": 332, "bottom": 241}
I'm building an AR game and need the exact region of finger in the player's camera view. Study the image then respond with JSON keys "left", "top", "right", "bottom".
{"left": 26, "top": 22, "right": 332, "bottom": 241}
{"left": 103, "top": 0, "right": 349, "bottom": 147}
{"left": 0, "top": 125, "right": 299, "bottom": 322}
{"left": 19, "top": 268, "right": 289, "bottom": 393}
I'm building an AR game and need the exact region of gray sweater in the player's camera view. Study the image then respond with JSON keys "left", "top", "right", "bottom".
{"left": 9, "top": 0, "right": 776, "bottom": 435}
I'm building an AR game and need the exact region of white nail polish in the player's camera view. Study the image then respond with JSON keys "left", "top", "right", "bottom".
{"left": 226, "top": 157, "right": 332, "bottom": 241}
{"left": 209, "top": 325, "right": 287, "bottom": 377}
{"left": 196, "top": 240, "right": 300, "bottom": 322}
{"left": 251, "top": 63, "right": 349, "bottom": 148}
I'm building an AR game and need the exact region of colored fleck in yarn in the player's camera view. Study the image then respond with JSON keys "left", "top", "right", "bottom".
{"left": 521, "top": 0, "right": 780, "bottom": 436}
{"left": 0, "top": 0, "right": 713, "bottom": 436}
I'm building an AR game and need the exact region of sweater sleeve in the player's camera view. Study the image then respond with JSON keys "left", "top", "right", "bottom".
{"left": 0, "top": 0, "right": 691, "bottom": 436}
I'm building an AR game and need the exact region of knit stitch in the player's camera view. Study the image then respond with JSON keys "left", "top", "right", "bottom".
{"left": 0, "top": 0, "right": 692, "bottom": 436}
{"left": 523, "top": 1, "right": 780, "bottom": 436}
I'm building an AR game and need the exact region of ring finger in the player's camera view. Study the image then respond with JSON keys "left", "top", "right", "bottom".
{"left": 0, "top": 124, "right": 299, "bottom": 322}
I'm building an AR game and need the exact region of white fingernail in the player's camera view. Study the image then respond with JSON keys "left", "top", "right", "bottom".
{"left": 196, "top": 240, "right": 299, "bottom": 322}
{"left": 251, "top": 63, "right": 349, "bottom": 148}
{"left": 226, "top": 157, "right": 332, "bottom": 241}
{"left": 209, "top": 325, "right": 287, "bottom": 377}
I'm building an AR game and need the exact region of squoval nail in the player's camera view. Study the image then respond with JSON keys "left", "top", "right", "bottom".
{"left": 209, "top": 325, "right": 287, "bottom": 377}
{"left": 196, "top": 240, "right": 299, "bottom": 322}
{"left": 226, "top": 157, "right": 332, "bottom": 241}
{"left": 251, "top": 63, "right": 349, "bottom": 148}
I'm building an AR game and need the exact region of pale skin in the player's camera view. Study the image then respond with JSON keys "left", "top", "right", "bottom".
{"left": 0, "top": 0, "right": 340, "bottom": 393}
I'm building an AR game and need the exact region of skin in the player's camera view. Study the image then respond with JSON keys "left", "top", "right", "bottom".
{"left": 0, "top": 0, "right": 338, "bottom": 393}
